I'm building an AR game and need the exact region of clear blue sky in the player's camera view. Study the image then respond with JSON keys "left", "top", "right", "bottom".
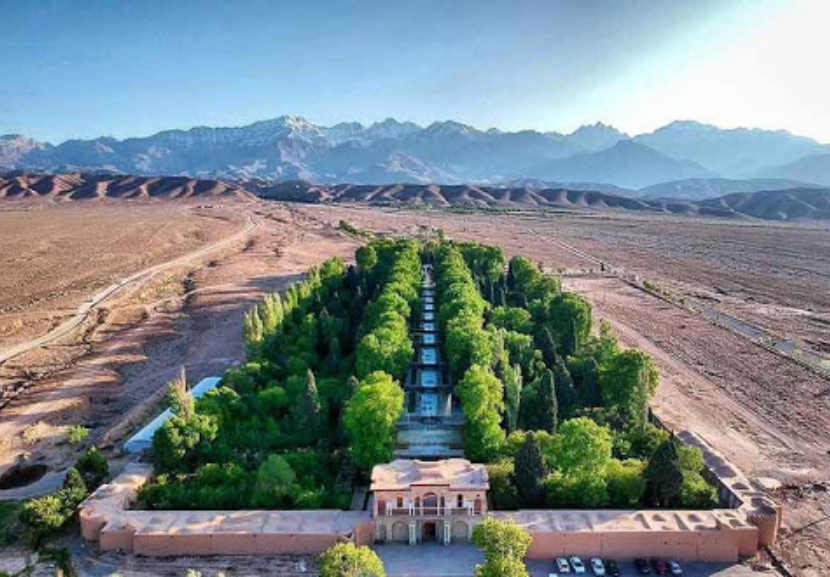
{"left": 2, "top": 0, "right": 828, "bottom": 143}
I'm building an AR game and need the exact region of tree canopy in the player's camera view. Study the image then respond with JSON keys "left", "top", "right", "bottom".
{"left": 344, "top": 371, "right": 404, "bottom": 470}
{"left": 318, "top": 542, "right": 386, "bottom": 577}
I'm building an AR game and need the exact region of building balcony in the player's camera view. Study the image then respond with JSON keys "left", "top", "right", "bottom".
{"left": 382, "top": 506, "right": 479, "bottom": 517}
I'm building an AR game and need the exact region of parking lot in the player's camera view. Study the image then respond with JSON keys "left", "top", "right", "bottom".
{"left": 525, "top": 558, "right": 768, "bottom": 576}
{"left": 375, "top": 544, "right": 769, "bottom": 576}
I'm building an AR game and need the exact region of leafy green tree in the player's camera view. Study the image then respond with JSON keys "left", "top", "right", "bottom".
{"left": 456, "top": 365, "right": 505, "bottom": 461}
{"left": 543, "top": 471, "right": 609, "bottom": 508}
{"left": 344, "top": 371, "right": 404, "bottom": 470}
{"left": 318, "top": 542, "right": 385, "bottom": 577}
{"left": 20, "top": 494, "right": 68, "bottom": 544}
{"left": 486, "top": 460, "right": 520, "bottom": 510}
{"left": 676, "top": 444, "right": 717, "bottom": 508}
{"left": 472, "top": 517, "right": 532, "bottom": 577}
{"left": 599, "top": 349, "right": 659, "bottom": 426}
{"left": 356, "top": 245, "right": 378, "bottom": 273}
{"left": 76, "top": 446, "right": 109, "bottom": 490}
{"left": 475, "top": 557, "right": 529, "bottom": 577}
{"left": 554, "top": 417, "right": 612, "bottom": 477}
{"left": 645, "top": 440, "right": 684, "bottom": 506}
{"left": 613, "top": 423, "right": 671, "bottom": 460}
{"left": 507, "top": 255, "right": 559, "bottom": 304}
{"left": 595, "top": 320, "right": 619, "bottom": 365}
{"left": 679, "top": 474, "right": 718, "bottom": 508}
{"left": 514, "top": 434, "right": 545, "bottom": 507}
{"left": 152, "top": 414, "right": 218, "bottom": 474}
{"left": 606, "top": 459, "right": 647, "bottom": 507}
{"left": 446, "top": 313, "right": 493, "bottom": 375}
{"left": 490, "top": 307, "right": 533, "bottom": 334}
{"left": 21, "top": 468, "right": 89, "bottom": 545}
{"left": 356, "top": 316, "right": 413, "bottom": 379}
{"left": 254, "top": 455, "right": 296, "bottom": 506}
{"left": 545, "top": 294, "right": 592, "bottom": 356}
{"left": 62, "top": 466, "right": 87, "bottom": 496}
{"left": 471, "top": 517, "right": 531, "bottom": 571}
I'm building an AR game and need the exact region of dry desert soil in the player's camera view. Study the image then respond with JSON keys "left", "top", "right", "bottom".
{"left": 1, "top": 199, "right": 829, "bottom": 575}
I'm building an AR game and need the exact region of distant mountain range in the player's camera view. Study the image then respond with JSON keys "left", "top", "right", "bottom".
{"left": 2, "top": 117, "right": 829, "bottom": 195}
{"left": 4, "top": 172, "right": 829, "bottom": 221}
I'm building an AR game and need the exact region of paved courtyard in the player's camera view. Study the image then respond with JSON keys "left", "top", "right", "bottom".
{"left": 374, "top": 543, "right": 483, "bottom": 576}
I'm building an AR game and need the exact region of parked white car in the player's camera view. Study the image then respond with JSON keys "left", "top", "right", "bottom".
{"left": 556, "top": 557, "right": 572, "bottom": 573}
{"left": 590, "top": 557, "right": 606, "bottom": 576}
{"left": 570, "top": 556, "right": 587, "bottom": 574}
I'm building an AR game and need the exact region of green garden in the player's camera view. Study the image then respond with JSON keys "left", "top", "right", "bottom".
{"left": 138, "top": 237, "right": 717, "bottom": 512}
{"left": 430, "top": 241, "right": 717, "bottom": 510}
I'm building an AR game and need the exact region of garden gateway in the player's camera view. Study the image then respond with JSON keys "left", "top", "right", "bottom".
{"left": 79, "top": 238, "right": 781, "bottom": 562}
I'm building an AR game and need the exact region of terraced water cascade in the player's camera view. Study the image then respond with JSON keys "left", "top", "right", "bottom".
{"left": 395, "top": 263, "right": 464, "bottom": 459}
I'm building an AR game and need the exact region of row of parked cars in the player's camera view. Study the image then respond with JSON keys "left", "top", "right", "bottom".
{"left": 553, "top": 556, "right": 684, "bottom": 575}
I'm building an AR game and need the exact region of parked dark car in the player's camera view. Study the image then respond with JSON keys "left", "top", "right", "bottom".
{"left": 605, "top": 560, "right": 621, "bottom": 576}
{"left": 635, "top": 558, "right": 652, "bottom": 574}
{"left": 652, "top": 559, "right": 669, "bottom": 575}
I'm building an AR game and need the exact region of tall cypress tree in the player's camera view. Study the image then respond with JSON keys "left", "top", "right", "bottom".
{"left": 645, "top": 440, "right": 684, "bottom": 507}
{"left": 514, "top": 433, "right": 545, "bottom": 507}
{"left": 243, "top": 307, "right": 264, "bottom": 355}
{"left": 581, "top": 357, "right": 603, "bottom": 408}
{"left": 518, "top": 369, "right": 557, "bottom": 432}
{"left": 299, "top": 369, "right": 321, "bottom": 441}
{"left": 537, "top": 327, "right": 558, "bottom": 368}
{"left": 537, "top": 369, "right": 558, "bottom": 433}
{"left": 259, "top": 293, "right": 284, "bottom": 335}
{"left": 553, "top": 358, "right": 575, "bottom": 420}
{"left": 503, "top": 364, "right": 523, "bottom": 434}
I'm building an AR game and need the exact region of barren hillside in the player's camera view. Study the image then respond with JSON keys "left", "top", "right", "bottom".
{"left": 0, "top": 173, "right": 254, "bottom": 201}
{"left": 250, "top": 180, "right": 830, "bottom": 221}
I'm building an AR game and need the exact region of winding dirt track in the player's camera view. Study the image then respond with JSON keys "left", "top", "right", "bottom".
{"left": 0, "top": 214, "right": 258, "bottom": 367}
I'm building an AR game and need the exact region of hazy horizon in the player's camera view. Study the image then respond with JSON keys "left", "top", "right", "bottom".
{"left": 5, "top": 115, "right": 830, "bottom": 148}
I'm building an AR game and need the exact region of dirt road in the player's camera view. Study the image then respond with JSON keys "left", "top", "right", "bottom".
{"left": 0, "top": 214, "right": 257, "bottom": 367}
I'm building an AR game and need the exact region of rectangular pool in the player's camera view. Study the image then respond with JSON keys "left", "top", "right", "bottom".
{"left": 420, "top": 369, "right": 439, "bottom": 387}
{"left": 420, "top": 347, "right": 438, "bottom": 365}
